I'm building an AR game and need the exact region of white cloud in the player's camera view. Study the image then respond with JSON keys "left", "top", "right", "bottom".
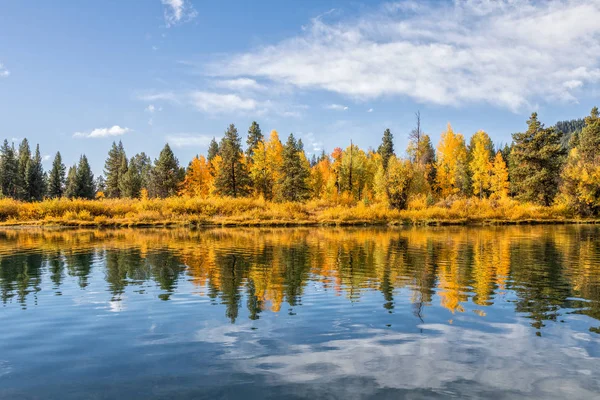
{"left": 138, "top": 91, "right": 179, "bottom": 103}
{"left": 161, "top": 0, "right": 197, "bottom": 27}
{"left": 367, "top": 108, "right": 374, "bottom": 112}
{"left": 563, "top": 80, "right": 583, "bottom": 90}
{"left": 214, "top": 78, "right": 266, "bottom": 92}
{"left": 146, "top": 104, "right": 156, "bottom": 113}
{"left": 42, "top": 155, "right": 51, "bottom": 162}
{"left": 325, "top": 104, "right": 349, "bottom": 111}
{"left": 139, "top": 90, "right": 305, "bottom": 117}
{"left": 230, "top": 323, "right": 600, "bottom": 398}
{"left": 211, "top": 0, "right": 600, "bottom": 111}
{"left": 73, "top": 125, "right": 131, "bottom": 138}
{"left": 190, "top": 91, "right": 258, "bottom": 113}
{"left": 166, "top": 133, "right": 217, "bottom": 148}
{"left": 0, "top": 63, "right": 9, "bottom": 78}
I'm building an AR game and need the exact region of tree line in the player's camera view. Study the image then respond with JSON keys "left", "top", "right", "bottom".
{"left": 1, "top": 107, "right": 599, "bottom": 215}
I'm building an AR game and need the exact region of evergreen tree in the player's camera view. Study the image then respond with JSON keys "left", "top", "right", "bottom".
{"left": 65, "top": 165, "right": 78, "bottom": 199}
{"left": 510, "top": 113, "right": 566, "bottom": 206}
{"left": 578, "top": 106, "right": 600, "bottom": 164}
{"left": 377, "top": 129, "right": 394, "bottom": 170}
{"left": 130, "top": 152, "right": 152, "bottom": 190}
{"left": 246, "top": 121, "right": 263, "bottom": 159}
{"left": 279, "top": 133, "right": 310, "bottom": 201}
{"left": 26, "top": 144, "right": 45, "bottom": 201}
{"left": 47, "top": 152, "right": 66, "bottom": 198}
{"left": 149, "top": 143, "right": 181, "bottom": 198}
{"left": 119, "top": 156, "right": 142, "bottom": 198}
{"left": 555, "top": 118, "right": 586, "bottom": 149}
{"left": 559, "top": 107, "right": 600, "bottom": 215}
{"left": 0, "top": 140, "right": 18, "bottom": 198}
{"left": 16, "top": 138, "right": 31, "bottom": 199}
{"left": 214, "top": 124, "right": 251, "bottom": 197}
{"left": 104, "top": 141, "right": 126, "bottom": 198}
{"left": 75, "top": 155, "right": 95, "bottom": 199}
{"left": 207, "top": 137, "right": 220, "bottom": 162}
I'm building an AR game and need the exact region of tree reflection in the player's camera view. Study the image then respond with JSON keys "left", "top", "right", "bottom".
{"left": 0, "top": 226, "right": 599, "bottom": 334}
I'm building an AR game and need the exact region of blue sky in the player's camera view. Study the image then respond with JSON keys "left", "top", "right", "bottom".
{"left": 1, "top": 0, "right": 599, "bottom": 174}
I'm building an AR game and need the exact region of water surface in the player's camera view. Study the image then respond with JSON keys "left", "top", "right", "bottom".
{"left": 1, "top": 226, "right": 600, "bottom": 399}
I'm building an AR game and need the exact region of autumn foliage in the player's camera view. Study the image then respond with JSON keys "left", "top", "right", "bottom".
{"left": 1, "top": 108, "right": 600, "bottom": 225}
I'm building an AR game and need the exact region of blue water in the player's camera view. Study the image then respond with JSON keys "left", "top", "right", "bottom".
{"left": 0, "top": 226, "right": 599, "bottom": 399}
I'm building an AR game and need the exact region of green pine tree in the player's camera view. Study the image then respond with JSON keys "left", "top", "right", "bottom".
{"left": 510, "top": 112, "right": 566, "bottom": 206}
{"left": 26, "top": 144, "right": 45, "bottom": 201}
{"left": 0, "top": 140, "right": 19, "bottom": 198}
{"left": 149, "top": 144, "right": 181, "bottom": 198}
{"left": 559, "top": 107, "right": 600, "bottom": 215}
{"left": 214, "top": 124, "right": 251, "bottom": 197}
{"left": 75, "top": 155, "right": 95, "bottom": 199}
{"left": 17, "top": 138, "right": 31, "bottom": 200}
{"left": 119, "top": 156, "right": 142, "bottom": 198}
{"left": 207, "top": 137, "right": 220, "bottom": 162}
{"left": 377, "top": 128, "right": 394, "bottom": 170}
{"left": 279, "top": 133, "right": 310, "bottom": 202}
{"left": 104, "top": 141, "right": 126, "bottom": 198}
{"left": 578, "top": 106, "right": 600, "bottom": 164}
{"left": 131, "top": 152, "right": 152, "bottom": 190}
{"left": 47, "top": 152, "right": 66, "bottom": 198}
{"left": 65, "top": 165, "right": 78, "bottom": 199}
{"left": 246, "top": 121, "right": 263, "bottom": 159}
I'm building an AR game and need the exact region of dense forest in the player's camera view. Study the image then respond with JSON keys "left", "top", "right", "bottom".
{"left": 1, "top": 107, "right": 599, "bottom": 218}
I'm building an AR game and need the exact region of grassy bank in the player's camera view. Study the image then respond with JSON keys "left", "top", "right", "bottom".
{"left": 0, "top": 196, "right": 597, "bottom": 228}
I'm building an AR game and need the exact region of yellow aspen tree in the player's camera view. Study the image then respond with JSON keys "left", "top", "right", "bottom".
{"left": 373, "top": 164, "right": 388, "bottom": 204}
{"left": 490, "top": 151, "right": 509, "bottom": 198}
{"left": 249, "top": 140, "right": 273, "bottom": 199}
{"left": 310, "top": 157, "right": 332, "bottom": 199}
{"left": 265, "top": 130, "right": 284, "bottom": 198}
{"left": 386, "top": 156, "right": 414, "bottom": 209}
{"left": 209, "top": 154, "right": 223, "bottom": 195}
{"left": 436, "top": 123, "right": 468, "bottom": 198}
{"left": 363, "top": 151, "right": 382, "bottom": 201}
{"left": 330, "top": 147, "right": 343, "bottom": 198}
{"left": 469, "top": 130, "right": 493, "bottom": 198}
{"left": 339, "top": 143, "right": 368, "bottom": 200}
{"left": 180, "top": 155, "right": 212, "bottom": 197}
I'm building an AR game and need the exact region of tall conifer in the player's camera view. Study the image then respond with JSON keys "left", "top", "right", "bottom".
{"left": 214, "top": 124, "right": 251, "bottom": 197}
{"left": 510, "top": 113, "right": 565, "bottom": 206}
{"left": 47, "top": 152, "right": 66, "bottom": 198}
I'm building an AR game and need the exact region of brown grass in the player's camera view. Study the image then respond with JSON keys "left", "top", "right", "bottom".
{"left": 0, "top": 196, "right": 596, "bottom": 228}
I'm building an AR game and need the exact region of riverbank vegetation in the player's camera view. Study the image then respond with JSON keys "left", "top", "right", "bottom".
{"left": 0, "top": 108, "right": 599, "bottom": 226}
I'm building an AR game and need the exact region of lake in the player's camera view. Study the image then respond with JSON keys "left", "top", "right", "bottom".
{"left": 0, "top": 226, "right": 599, "bottom": 399}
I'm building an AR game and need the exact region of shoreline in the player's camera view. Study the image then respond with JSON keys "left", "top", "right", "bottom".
{"left": 1, "top": 196, "right": 598, "bottom": 229}
{"left": 1, "top": 217, "right": 599, "bottom": 229}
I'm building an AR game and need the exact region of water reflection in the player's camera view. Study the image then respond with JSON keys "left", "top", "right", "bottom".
{"left": 1, "top": 226, "right": 600, "bottom": 332}
{"left": 2, "top": 226, "right": 600, "bottom": 399}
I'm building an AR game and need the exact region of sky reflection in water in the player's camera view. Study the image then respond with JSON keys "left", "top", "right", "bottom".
{"left": 0, "top": 226, "right": 599, "bottom": 399}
